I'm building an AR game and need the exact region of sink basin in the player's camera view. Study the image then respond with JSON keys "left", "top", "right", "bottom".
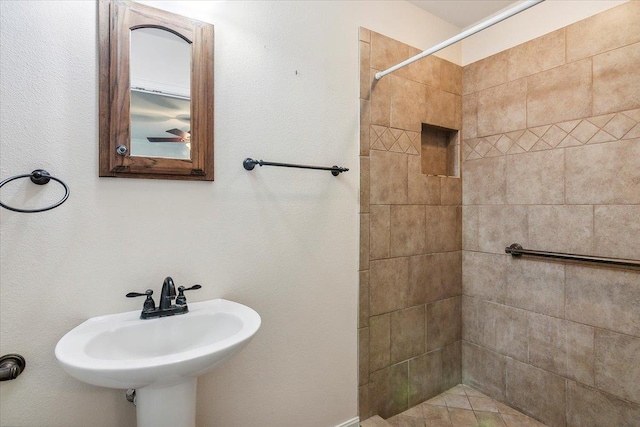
{"left": 55, "top": 299, "right": 261, "bottom": 427}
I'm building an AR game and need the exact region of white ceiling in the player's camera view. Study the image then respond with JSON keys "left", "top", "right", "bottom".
{"left": 408, "top": 0, "right": 519, "bottom": 28}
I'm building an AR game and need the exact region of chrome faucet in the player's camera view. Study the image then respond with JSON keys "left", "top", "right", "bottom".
{"left": 127, "top": 276, "right": 202, "bottom": 319}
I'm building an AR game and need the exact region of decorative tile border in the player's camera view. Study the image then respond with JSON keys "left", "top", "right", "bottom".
{"left": 370, "top": 125, "right": 420, "bottom": 155}
{"left": 464, "top": 109, "right": 640, "bottom": 160}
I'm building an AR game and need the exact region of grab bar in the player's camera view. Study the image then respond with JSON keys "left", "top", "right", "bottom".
{"left": 505, "top": 243, "right": 640, "bottom": 269}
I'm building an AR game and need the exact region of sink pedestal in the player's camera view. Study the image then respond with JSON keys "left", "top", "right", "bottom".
{"left": 136, "top": 378, "right": 197, "bottom": 427}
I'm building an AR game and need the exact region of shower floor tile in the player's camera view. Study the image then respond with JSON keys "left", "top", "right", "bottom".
{"left": 385, "top": 384, "right": 548, "bottom": 427}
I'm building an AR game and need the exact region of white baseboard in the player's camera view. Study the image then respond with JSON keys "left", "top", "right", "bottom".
{"left": 335, "top": 416, "right": 359, "bottom": 427}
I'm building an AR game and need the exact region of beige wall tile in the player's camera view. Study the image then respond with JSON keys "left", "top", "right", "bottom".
{"left": 506, "top": 149, "right": 565, "bottom": 205}
{"left": 565, "top": 322, "right": 596, "bottom": 387}
{"left": 506, "top": 258, "right": 565, "bottom": 318}
{"left": 427, "top": 296, "right": 461, "bottom": 351}
{"left": 360, "top": 270, "right": 370, "bottom": 328}
{"left": 360, "top": 41, "right": 371, "bottom": 100}
{"left": 401, "top": 52, "right": 440, "bottom": 89}
{"left": 463, "top": 156, "right": 506, "bottom": 205}
{"left": 360, "top": 327, "right": 370, "bottom": 386}
{"left": 371, "top": 68, "right": 391, "bottom": 127}
{"left": 390, "top": 205, "right": 426, "bottom": 257}
{"left": 359, "top": 384, "right": 371, "bottom": 420}
{"left": 370, "top": 257, "right": 409, "bottom": 316}
{"left": 407, "top": 155, "right": 441, "bottom": 205}
{"left": 370, "top": 150, "right": 408, "bottom": 204}
{"left": 425, "top": 205, "right": 462, "bottom": 253}
{"left": 594, "top": 206, "right": 640, "bottom": 260}
{"left": 453, "top": 94, "right": 463, "bottom": 132}
{"left": 462, "top": 341, "right": 506, "bottom": 401}
{"left": 440, "top": 59, "right": 463, "bottom": 95}
{"left": 567, "top": 380, "right": 640, "bottom": 427}
{"left": 477, "top": 79, "right": 527, "bottom": 136}
{"left": 528, "top": 205, "right": 593, "bottom": 255}
{"left": 595, "top": 329, "right": 640, "bottom": 405}
{"left": 407, "top": 254, "right": 435, "bottom": 307}
{"left": 442, "top": 341, "right": 462, "bottom": 391}
{"left": 391, "top": 305, "right": 425, "bottom": 364}
{"left": 441, "top": 177, "right": 461, "bottom": 205}
{"left": 602, "top": 111, "right": 638, "bottom": 139}
{"left": 462, "top": 296, "right": 493, "bottom": 350}
{"left": 408, "top": 350, "right": 443, "bottom": 407}
{"left": 359, "top": 27, "right": 371, "bottom": 43}
{"left": 527, "top": 59, "right": 592, "bottom": 128}
{"left": 566, "top": 140, "right": 640, "bottom": 204}
{"left": 390, "top": 76, "right": 427, "bottom": 132}
{"left": 463, "top": 51, "right": 508, "bottom": 95}
{"left": 360, "top": 156, "right": 370, "bottom": 213}
{"left": 462, "top": 206, "right": 479, "bottom": 251}
{"left": 370, "top": 31, "right": 411, "bottom": 72}
{"left": 528, "top": 313, "right": 594, "bottom": 385}
{"left": 425, "top": 88, "right": 460, "bottom": 131}
{"left": 360, "top": 213, "right": 369, "bottom": 271}
{"left": 462, "top": 93, "right": 478, "bottom": 140}
{"left": 369, "top": 362, "right": 409, "bottom": 419}
{"left": 370, "top": 205, "right": 390, "bottom": 260}
{"left": 506, "top": 358, "right": 566, "bottom": 427}
{"left": 566, "top": 1, "right": 640, "bottom": 62}
{"left": 370, "top": 313, "right": 391, "bottom": 372}
{"left": 478, "top": 205, "right": 528, "bottom": 255}
{"left": 593, "top": 42, "right": 640, "bottom": 115}
{"left": 360, "top": 99, "right": 370, "bottom": 156}
{"left": 507, "top": 29, "right": 565, "bottom": 81}
{"left": 464, "top": 297, "right": 528, "bottom": 362}
{"left": 463, "top": 251, "right": 507, "bottom": 303}
{"left": 409, "top": 252, "right": 462, "bottom": 307}
{"left": 566, "top": 265, "right": 640, "bottom": 337}
{"left": 439, "top": 251, "right": 463, "bottom": 302}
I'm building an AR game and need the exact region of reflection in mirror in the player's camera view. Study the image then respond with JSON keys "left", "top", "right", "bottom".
{"left": 129, "top": 28, "right": 191, "bottom": 160}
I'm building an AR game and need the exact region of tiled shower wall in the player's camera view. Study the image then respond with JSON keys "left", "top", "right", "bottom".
{"left": 461, "top": 2, "right": 640, "bottom": 427}
{"left": 358, "top": 28, "right": 463, "bottom": 419}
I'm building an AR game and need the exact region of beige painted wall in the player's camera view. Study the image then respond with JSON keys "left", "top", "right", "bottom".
{"left": 461, "top": 2, "right": 640, "bottom": 426}
{"left": 0, "top": 1, "right": 460, "bottom": 426}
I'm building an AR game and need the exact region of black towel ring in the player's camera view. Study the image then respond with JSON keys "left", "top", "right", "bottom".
{"left": 0, "top": 169, "right": 70, "bottom": 213}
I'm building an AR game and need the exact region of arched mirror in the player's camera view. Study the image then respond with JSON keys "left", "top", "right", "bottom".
{"left": 99, "top": 0, "right": 214, "bottom": 181}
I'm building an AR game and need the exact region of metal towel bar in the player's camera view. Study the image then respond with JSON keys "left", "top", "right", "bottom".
{"left": 505, "top": 243, "right": 640, "bottom": 269}
{"left": 243, "top": 158, "right": 348, "bottom": 176}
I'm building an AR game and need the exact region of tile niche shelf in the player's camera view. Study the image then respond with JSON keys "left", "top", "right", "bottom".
{"left": 421, "top": 123, "right": 460, "bottom": 178}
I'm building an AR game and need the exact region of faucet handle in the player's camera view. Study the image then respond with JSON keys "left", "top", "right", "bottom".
{"left": 126, "top": 289, "right": 155, "bottom": 312}
{"left": 126, "top": 289, "right": 154, "bottom": 298}
{"left": 176, "top": 284, "right": 202, "bottom": 306}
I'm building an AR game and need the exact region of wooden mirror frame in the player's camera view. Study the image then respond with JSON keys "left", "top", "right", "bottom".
{"left": 99, "top": 0, "right": 214, "bottom": 181}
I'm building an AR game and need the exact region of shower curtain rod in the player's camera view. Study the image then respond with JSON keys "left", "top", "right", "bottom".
{"left": 374, "top": 0, "right": 545, "bottom": 80}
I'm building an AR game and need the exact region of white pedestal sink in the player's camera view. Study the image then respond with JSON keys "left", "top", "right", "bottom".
{"left": 55, "top": 299, "right": 261, "bottom": 427}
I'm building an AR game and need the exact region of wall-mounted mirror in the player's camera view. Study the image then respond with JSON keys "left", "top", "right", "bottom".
{"left": 99, "top": 0, "right": 214, "bottom": 181}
